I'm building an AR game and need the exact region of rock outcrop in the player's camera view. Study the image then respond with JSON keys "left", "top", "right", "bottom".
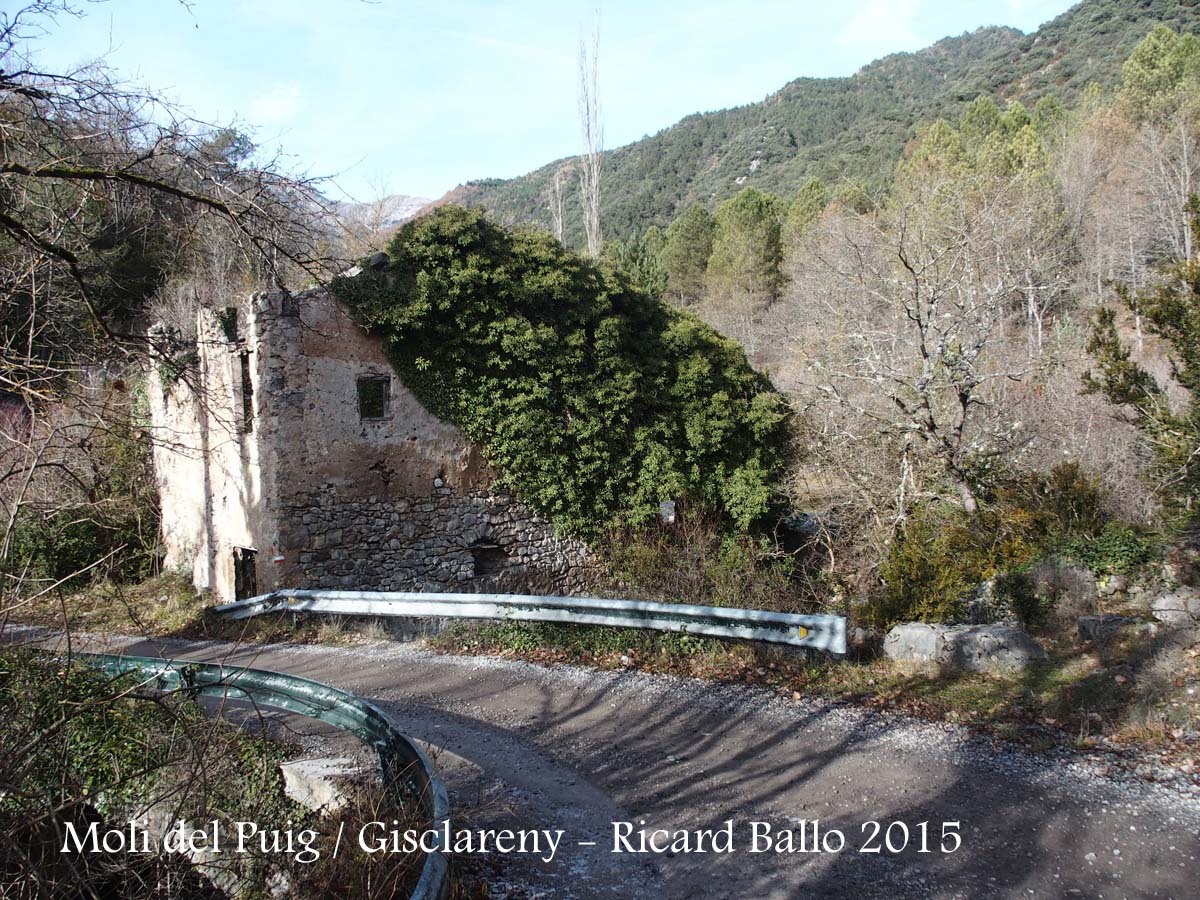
{"left": 884, "top": 622, "right": 1047, "bottom": 673}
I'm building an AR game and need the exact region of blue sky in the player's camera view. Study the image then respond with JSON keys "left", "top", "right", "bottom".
{"left": 27, "top": 0, "right": 1075, "bottom": 202}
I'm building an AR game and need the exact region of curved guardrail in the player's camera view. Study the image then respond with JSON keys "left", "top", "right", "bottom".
{"left": 80, "top": 652, "right": 450, "bottom": 900}
{"left": 214, "top": 589, "right": 847, "bottom": 656}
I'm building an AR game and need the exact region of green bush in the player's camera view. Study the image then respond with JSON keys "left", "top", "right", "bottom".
{"left": 333, "top": 206, "right": 791, "bottom": 535}
{"left": 992, "top": 568, "right": 1052, "bottom": 629}
{"left": 1, "top": 649, "right": 310, "bottom": 896}
{"left": 1021, "top": 461, "right": 1108, "bottom": 536}
{"left": 0, "top": 650, "right": 179, "bottom": 813}
{"left": 1084, "top": 201, "right": 1200, "bottom": 524}
{"left": 1056, "top": 522, "right": 1158, "bottom": 575}
{"left": 875, "top": 506, "right": 983, "bottom": 626}
{"left": 9, "top": 508, "right": 149, "bottom": 588}
{"left": 600, "top": 510, "right": 820, "bottom": 612}
{"left": 872, "top": 463, "right": 1137, "bottom": 628}
{"left": 0, "top": 650, "right": 300, "bottom": 820}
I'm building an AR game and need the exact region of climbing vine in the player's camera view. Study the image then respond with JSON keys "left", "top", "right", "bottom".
{"left": 333, "top": 206, "right": 791, "bottom": 535}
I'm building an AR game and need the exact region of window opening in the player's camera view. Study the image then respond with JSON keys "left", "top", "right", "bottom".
{"left": 357, "top": 376, "right": 390, "bottom": 420}
{"left": 240, "top": 351, "right": 254, "bottom": 433}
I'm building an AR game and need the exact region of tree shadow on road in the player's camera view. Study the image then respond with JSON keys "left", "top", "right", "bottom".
{"left": 107, "top": 632, "right": 1200, "bottom": 899}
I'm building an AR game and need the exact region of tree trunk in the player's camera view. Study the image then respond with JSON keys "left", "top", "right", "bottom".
{"left": 577, "top": 22, "right": 602, "bottom": 257}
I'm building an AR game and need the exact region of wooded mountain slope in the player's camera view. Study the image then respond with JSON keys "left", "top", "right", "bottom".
{"left": 446, "top": 0, "right": 1200, "bottom": 246}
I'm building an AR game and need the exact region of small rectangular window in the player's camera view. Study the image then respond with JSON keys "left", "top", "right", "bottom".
{"left": 217, "top": 307, "right": 239, "bottom": 342}
{"left": 357, "top": 376, "right": 389, "bottom": 420}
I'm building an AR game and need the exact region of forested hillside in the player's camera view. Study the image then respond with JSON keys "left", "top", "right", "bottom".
{"left": 449, "top": 0, "right": 1200, "bottom": 246}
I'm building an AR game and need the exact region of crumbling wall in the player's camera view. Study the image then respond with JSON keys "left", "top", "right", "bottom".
{"left": 150, "top": 300, "right": 278, "bottom": 599}
{"left": 153, "top": 283, "right": 594, "bottom": 602}
{"left": 262, "top": 286, "right": 594, "bottom": 594}
{"left": 149, "top": 365, "right": 209, "bottom": 584}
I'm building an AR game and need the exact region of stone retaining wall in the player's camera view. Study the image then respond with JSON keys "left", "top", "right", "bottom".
{"left": 281, "top": 483, "right": 594, "bottom": 593}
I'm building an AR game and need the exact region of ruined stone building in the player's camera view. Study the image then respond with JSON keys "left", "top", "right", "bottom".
{"left": 150, "top": 274, "right": 592, "bottom": 603}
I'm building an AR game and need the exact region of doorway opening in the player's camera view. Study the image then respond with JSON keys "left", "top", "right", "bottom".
{"left": 233, "top": 546, "right": 258, "bottom": 600}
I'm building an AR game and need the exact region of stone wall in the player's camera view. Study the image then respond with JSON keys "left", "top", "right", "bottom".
{"left": 282, "top": 484, "right": 594, "bottom": 593}
{"left": 149, "top": 301, "right": 278, "bottom": 598}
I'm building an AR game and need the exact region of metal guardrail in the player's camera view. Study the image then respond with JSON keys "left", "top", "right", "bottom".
{"left": 214, "top": 589, "right": 848, "bottom": 656}
{"left": 80, "top": 652, "right": 450, "bottom": 900}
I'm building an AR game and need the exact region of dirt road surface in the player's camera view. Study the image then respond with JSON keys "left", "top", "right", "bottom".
{"left": 13, "top": 629, "right": 1200, "bottom": 899}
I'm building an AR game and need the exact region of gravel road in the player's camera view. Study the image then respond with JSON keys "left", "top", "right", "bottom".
{"left": 13, "top": 629, "right": 1200, "bottom": 899}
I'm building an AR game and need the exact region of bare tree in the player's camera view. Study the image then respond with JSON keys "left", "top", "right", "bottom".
{"left": 0, "top": 1, "right": 335, "bottom": 366}
{"left": 1132, "top": 111, "right": 1199, "bottom": 264}
{"left": 340, "top": 175, "right": 401, "bottom": 258}
{"left": 577, "top": 16, "right": 602, "bottom": 257}
{"left": 549, "top": 165, "right": 568, "bottom": 242}
{"left": 0, "top": 9, "right": 366, "bottom": 893}
{"left": 798, "top": 168, "right": 1039, "bottom": 518}
{"left": 0, "top": 0, "right": 339, "bottom": 601}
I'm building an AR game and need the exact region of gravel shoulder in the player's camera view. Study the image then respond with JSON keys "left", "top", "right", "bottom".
{"left": 8, "top": 627, "right": 1200, "bottom": 899}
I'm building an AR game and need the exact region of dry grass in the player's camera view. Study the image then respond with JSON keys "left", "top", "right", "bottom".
{"left": 285, "top": 785, "right": 427, "bottom": 899}
{"left": 3, "top": 576, "right": 407, "bottom": 649}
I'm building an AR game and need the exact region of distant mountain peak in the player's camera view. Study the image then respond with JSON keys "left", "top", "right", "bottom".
{"left": 333, "top": 194, "right": 431, "bottom": 230}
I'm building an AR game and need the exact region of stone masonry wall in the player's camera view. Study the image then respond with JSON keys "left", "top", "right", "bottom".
{"left": 155, "top": 278, "right": 597, "bottom": 600}
{"left": 282, "top": 484, "right": 594, "bottom": 593}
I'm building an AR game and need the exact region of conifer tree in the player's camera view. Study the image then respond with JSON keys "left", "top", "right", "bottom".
{"left": 661, "top": 203, "right": 715, "bottom": 305}
{"left": 706, "top": 188, "right": 785, "bottom": 306}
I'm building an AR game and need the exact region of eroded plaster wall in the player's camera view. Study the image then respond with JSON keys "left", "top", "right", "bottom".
{"left": 150, "top": 302, "right": 278, "bottom": 599}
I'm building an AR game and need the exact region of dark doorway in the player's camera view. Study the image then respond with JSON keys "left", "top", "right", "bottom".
{"left": 233, "top": 547, "right": 258, "bottom": 600}
{"left": 469, "top": 540, "right": 508, "bottom": 579}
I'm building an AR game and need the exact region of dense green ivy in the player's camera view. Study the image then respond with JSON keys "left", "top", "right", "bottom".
{"left": 333, "top": 206, "right": 791, "bottom": 535}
